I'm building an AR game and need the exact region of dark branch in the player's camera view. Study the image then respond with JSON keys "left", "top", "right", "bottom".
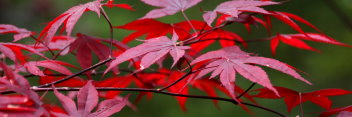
{"left": 36, "top": 58, "right": 114, "bottom": 88}
{"left": 236, "top": 83, "right": 256, "bottom": 99}
{"left": 31, "top": 87, "right": 287, "bottom": 117}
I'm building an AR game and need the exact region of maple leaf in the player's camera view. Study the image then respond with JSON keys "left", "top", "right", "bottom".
{"left": 24, "top": 60, "right": 74, "bottom": 76}
{"left": 215, "top": 14, "right": 270, "bottom": 33}
{"left": 319, "top": 106, "right": 352, "bottom": 117}
{"left": 103, "top": 0, "right": 134, "bottom": 10}
{"left": 191, "top": 46, "right": 311, "bottom": 99}
{"left": 268, "top": 11, "right": 322, "bottom": 34}
{"left": 140, "top": 0, "right": 202, "bottom": 19}
{"left": 0, "top": 24, "right": 34, "bottom": 42}
{"left": 253, "top": 86, "right": 352, "bottom": 112}
{"left": 203, "top": 0, "right": 279, "bottom": 26}
{"left": 69, "top": 34, "right": 110, "bottom": 75}
{"left": 115, "top": 19, "right": 208, "bottom": 43}
{"left": 270, "top": 33, "right": 352, "bottom": 55}
{"left": 39, "top": 0, "right": 103, "bottom": 44}
{"left": 106, "top": 32, "right": 190, "bottom": 73}
{"left": 52, "top": 80, "right": 128, "bottom": 117}
{"left": 0, "top": 62, "right": 46, "bottom": 116}
{"left": 0, "top": 43, "right": 48, "bottom": 64}
{"left": 34, "top": 35, "right": 75, "bottom": 55}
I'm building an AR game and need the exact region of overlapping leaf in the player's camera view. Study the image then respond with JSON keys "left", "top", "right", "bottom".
{"left": 106, "top": 33, "right": 190, "bottom": 73}
{"left": 52, "top": 80, "right": 128, "bottom": 117}
{"left": 191, "top": 46, "right": 311, "bottom": 99}
{"left": 103, "top": 0, "right": 134, "bottom": 10}
{"left": 0, "top": 43, "right": 48, "bottom": 64}
{"left": 253, "top": 86, "right": 352, "bottom": 112}
{"left": 39, "top": 0, "right": 103, "bottom": 44}
{"left": 270, "top": 33, "right": 351, "bottom": 55}
{"left": 140, "top": 0, "right": 202, "bottom": 19}
{"left": 115, "top": 19, "right": 208, "bottom": 43}
{"left": 0, "top": 24, "right": 34, "bottom": 42}
{"left": 319, "top": 106, "right": 352, "bottom": 117}
{"left": 203, "top": 0, "right": 279, "bottom": 26}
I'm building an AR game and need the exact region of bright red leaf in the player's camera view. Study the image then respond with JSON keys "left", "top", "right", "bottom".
{"left": 253, "top": 87, "right": 352, "bottom": 112}
{"left": 103, "top": 0, "right": 134, "bottom": 10}
{"left": 270, "top": 33, "right": 351, "bottom": 55}
{"left": 320, "top": 106, "right": 352, "bottom": 117}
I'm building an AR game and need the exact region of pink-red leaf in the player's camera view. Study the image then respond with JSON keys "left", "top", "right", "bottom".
{"left": 39, "top": 0, "right": 103, "bottom": 44}
{"left": 192, "top": 46, "right": 311, "bottom": 99}
{"left": 203, "top": 0, "right": 279, "bottom": 26}
{"left": 253, "top": 87, "right": 352, "bottom": 112}
{"left": 106, "top": 33, "right": 190, "bottom": 73}
{"left": 77, "top": 80, "right": 98, "bottom": 117}
{"left": 0, "top": 24, "right": 33, "bottom": 42}
{"left": 319, "top": 106, "right": 352, "bottom": 117}
{"left": 89, "top": 96, "right": 128, "bottom": 117}
{"left": 140, "top": 0, "right": 202, "bottom": 19}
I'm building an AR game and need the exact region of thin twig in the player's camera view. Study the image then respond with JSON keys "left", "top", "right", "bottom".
{"left": 158, "top": 57, "right": 193, "bottom": 91}
{"left": 236, "top": 83, "right": 256, "bottom": 99}
{"left": 181, "top": 10, "right": 197, "bottom": 34}
{"left": 36, "top": 58, "right": 114, "bottom": 88}
{"left": 100, "top": 9, "right": 114, "bottom": 57}
{"left": 30, "top": 35, "right": 55, "bottom": 56}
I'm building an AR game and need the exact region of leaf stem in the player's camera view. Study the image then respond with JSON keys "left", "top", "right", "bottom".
{"left": 236, "top": 83, "right": 256, "bottom": 99}
{"left": 30, "top": 35, "right": 55, "bottom": 56}
{"left": 181, "top": 10, "right": 197, "bottom": 35}
{"left": 100, "top": 9, "right": 114, "bottom": 57}
{"left": 158, "top": 57, "right": 193, "bottom": 91}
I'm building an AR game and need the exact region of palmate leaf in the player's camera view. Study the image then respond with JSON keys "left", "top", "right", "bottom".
{"left": 140, "top": 0, "right": 202, "bottom": 19}
{"left": 270, "top": 33, "right": 352, "bottom": 55}
{"left": 39, "top": 0, "right": 103, "bottom": 44}
{"left": 105, "top": 32, "right": 190, "bottom": 73}
{"left": 52, "top": 80, "right": 128, "bottom": 117}
{"left": 191, "top": 46, "right": 311, "bottom": 99}
{"left": 0, "top": 24, "right": 34, "bottom": 42}
{"left": 203, "top": 0, "right": 279, "bottom": 26}
{"left": 253, "top": 87, "right": 352, "bottom": 112}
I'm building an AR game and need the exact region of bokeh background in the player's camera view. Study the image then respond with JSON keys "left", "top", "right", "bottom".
{"left": 0, "top": 0, "right": 351, "bottom": 117}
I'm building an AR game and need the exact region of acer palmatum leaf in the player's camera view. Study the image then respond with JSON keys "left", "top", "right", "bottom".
{"left": 140, "top": 0, "right": 202, "bottom": 19}
{"left": 191, "top": 46, "right": 311, "bottom": 99}
{"left": 24, "top": 60, "right": 73, "bottom": 76}
{"left": 319, "top": 106, "right": 352, "bottom": 117}
{"left": 115, "top": 19, "right": 208, "bottom": 43}
{"left": 0, "top": 24, "right": 34, "bottom": 42}
{"left": 105, "top": 32, "right": 190, "bottom": 73}
{"left": 270, "top": 33, "right": 352, "bottom": 55}
{"left": 53, "top": 80, "right": 128, "bottom": 117}
{"left": 0, "top": 43, "right": 49, "bottom": 64}
{"left": 253, "top": 87, "right": 352, "bottom": 112}
{"left": 203, "top": 0, "right": 279, "bottom": 26}
{"left": 39, "top": 0, "right": 103, "bottom": 44}
{"left": 103, "top": 0, "right": 134, "bottom": 10}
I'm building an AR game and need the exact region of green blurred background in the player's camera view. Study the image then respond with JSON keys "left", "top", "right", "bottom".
{"left": 0, "top": 0, "right": 351, "bottom": 117}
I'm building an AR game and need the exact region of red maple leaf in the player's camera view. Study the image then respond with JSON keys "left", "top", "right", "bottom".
{"left": 103, "top": 0, "right": 134, "bottom": 10}
{"left": 203, "top": 0, "right": 279, "bottom": 26}
{"left": 320, "top": 106, "right": 352, "bottom": 117}
{"left": 270, "top": 33, "right": 352, "bottom": 55}
{"left": 115, "top": 19, "right": 208, "bottom": 43}
{"left": 0, "top": 24, "right": 34, "bottom": 42}
{"left": 0, "top": 43, "right": 48, "bottom": 64}
{"left": 106, "top": 32, "right": 190, "bottom": 73}
{"left": 52, "top": 80, "right": 128, "bottom": 117}
{"left": 253, "top": 86, "right": 352, "bottom": 112}
{"left": 140, "top": 0, "right": 202, "bottom": 19}
{"left": 191, "top": 46, "right": 311, "bottom": 99}
{"left": 39, "top": 0, "right": 103, "bottom": 44}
